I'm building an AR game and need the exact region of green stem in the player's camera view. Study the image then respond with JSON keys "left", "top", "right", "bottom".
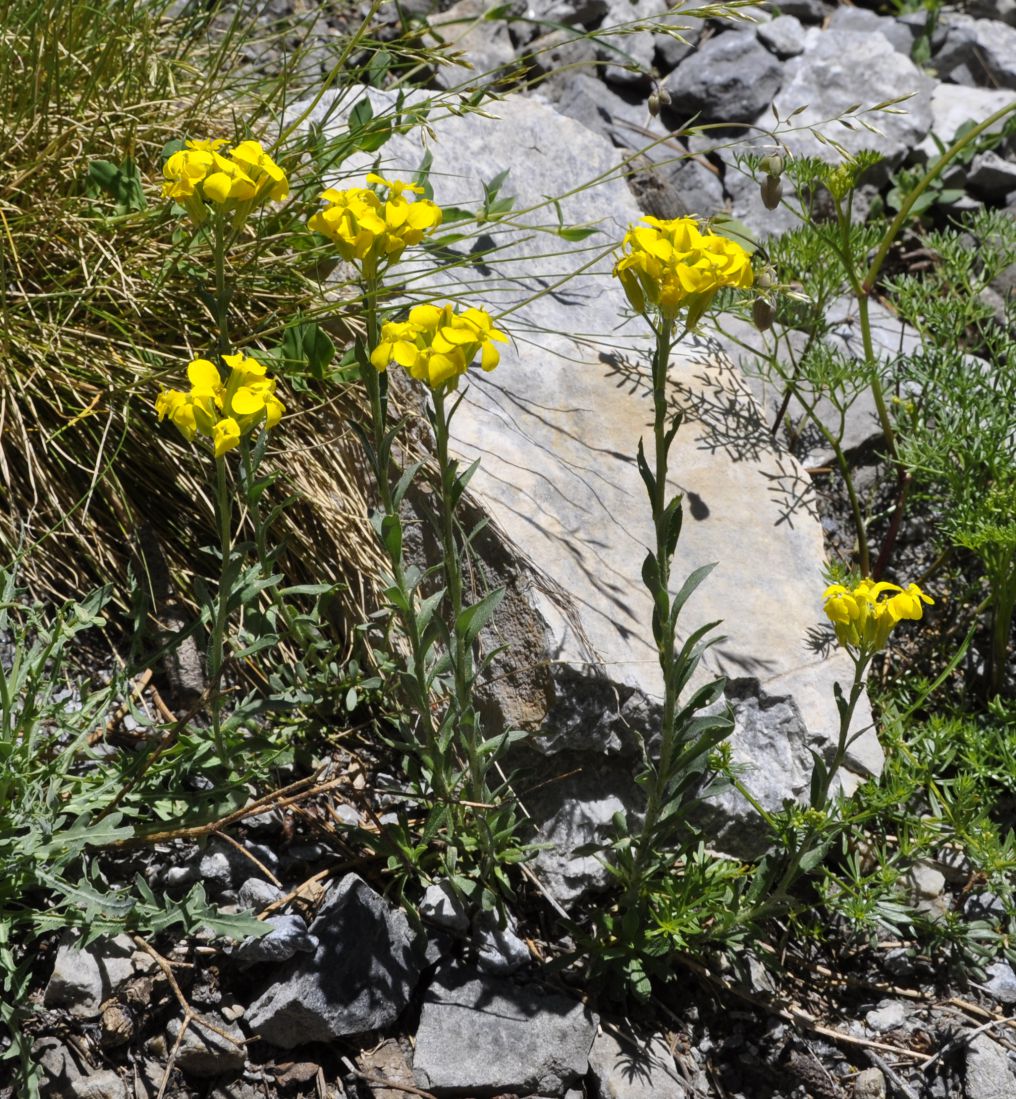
{"left": 208, "top": 455, "right": 232, "bottom": 763}
{"left": 432, "top": 385, "right": 481, "bottom": 804}
{"left": 213, "top": 214, "right": 230, "bottom": 357}
{"left": 624, "top": 319, "right": 676, "bottom": 911}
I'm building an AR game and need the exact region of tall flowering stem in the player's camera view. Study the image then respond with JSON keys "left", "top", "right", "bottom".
{"left": 607, "top": 216, "right": 754, "bottom": 979}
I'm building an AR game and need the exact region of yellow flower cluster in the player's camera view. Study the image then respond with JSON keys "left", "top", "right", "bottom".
{"left": 307, "top": 174, "right": 443, "bottom": 278}
{"left": 613, "top": 216, "right": 753, "bottom": 325}
{"left": 823, "top": 579, "right": 934, "bottom": 653}
{"left": 370, "top": 303, "right": 508, "bottom": 390}
{"left": 155, "top": 354, "right": 284, "bottom": 457}
{"left": 163, "top": 139, "right": 288, "bottom": 227}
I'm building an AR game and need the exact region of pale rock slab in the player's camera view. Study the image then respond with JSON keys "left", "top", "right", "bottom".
{"left": 767, "top": 29, "right": 934, "bottom": 169}
{"left": 293, "top": 89, "right": 882, "bottom": 900}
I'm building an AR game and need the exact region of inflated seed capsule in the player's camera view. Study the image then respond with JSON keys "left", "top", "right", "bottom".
{"left": 759, "top": 153, "right": 784, "bottom": 178}
{"left": 753, "top": 297, "right": 775, "bottom": 332}
{"left": 760, "top": 174, "right": 783, "bottom": 210}
{"left": 758, "top": 266, "right": 778, "bottom": 290}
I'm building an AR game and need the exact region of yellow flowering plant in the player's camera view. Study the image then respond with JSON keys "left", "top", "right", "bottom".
{"left": 310, "top": 173, "right": 526, "bottom": 903}
{"left": 580, "top": 215, "right": 755, "bottom": 997}
{"left": 823, "top": 578, "right": 934, "bottom": 655}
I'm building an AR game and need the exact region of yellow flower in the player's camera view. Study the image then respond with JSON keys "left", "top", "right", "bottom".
{"left": 162, "top": 137, "right": 288, "bottom": 227}
{"left": 308, "top": 176, "right": 442, "bottom": 277}
{"left": 613, "top": 216, "right": 753, "bottom": 326}
{"left": 155, "top": 353, "right": 284, "bottom": 453}
{"left": 213, "top": 417, "right": 241, "bottom": 457}
{"left": 823, "top": 579, "right": 934, "bottom": 653}
{"left": 370, "top": 303, "right": 507, "bottom": 389}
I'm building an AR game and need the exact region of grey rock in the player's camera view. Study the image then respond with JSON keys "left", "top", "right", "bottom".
{"left": 853, "top": 1067, "right": 886, "bottom": 1099}
{"left": 472, "top": 908, "right": 531, "bottom": 973}
{"left": 769, "top": 29, "right": 934, "bottom": 169}
{"left": 597, "top": 0, "right": 669, "bottom": 88}
{"left": 965, "top": 0, "right": 1016, "bottom": 26}
{"left": 44, "top": 933, "right": 137, "bottom": 1019}
{"left": 539, "top": 73, "right": 655, "bottom": 149}
{"left": 902, "top": 860, "right": 946, "bottom": 901}
{"left": 761, "top": 0, "right": 829, "bottom": 23}
{"left": 588, "top": 1030, "right": 686, "bottom": 1097}
{"left": 981, "top": 961, "right": 1016, "bottom": 1004}
{"left": 914, "top": 84, "right": 1016, "bottom": 165}
{"left": 237, "top": 877, "right": 284, "bottom": 912}
{"left": 627, "top": 145, "right": 726, "bottom": 221}
{"left": 933, "top": 15, "right": 1016, "bottom": 90}
{"left": 234, "top": 914, "right": 318, "bottom": 966}
{"left": 654, "top": 21, "right": 701, "bottom": 71}
{"left": 412, "top": 965, "right": 597, "bottom": 1093}
{"left": 69, "top": 1072, "right": 127, "bottom": 1099}
{"left": 965, "top": 1033, "right": 1016, "bottom": 1099}
{"left": 246, "top": 873, "right": 422, "bottom": 1047}
{"left": 194, "top": 838, "right": 280, "bottom": 895}
{"left": 526, "top": 0, "right": 608, "bottom": 25}
{"left": 965, "top": 891, "right": 1007, "bottom": 921}
{"left": 827, "top": 7, "right": 913, "bottom": 55}
{"left": 865, "top": 1000, "right": 907, "bottom": 1033}
{"left": 35, "top": 1036, "right": 86, "bottom": 1096}
{"left": 969, "top": 150, "right": 1016, "bottom": 199}
{"left": 430, "top": 0, "right": 519, "bottom": 90}
{"left": 166, "top": 1013, "right": 246, "bottom": 1077}
{"left": 525, "top": 27, "right": 599, "bottom": 80}
{"left": 420, "top": 880, "right": 470, "bottom": 932}
{"left": 757, "top": 14, "right": 806, "bottom": 59}
{"left": 293, "top": 87, "right": 882, "bottom": 903}
{"left": 666, "top": 32, "right": 783, "bottom": 123}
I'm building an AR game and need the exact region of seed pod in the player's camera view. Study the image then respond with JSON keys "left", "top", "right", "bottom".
{"left": 648, "top": 93, "right": 661, "bottom": 117}
{"left": 753, "top": 296, "right": 775, "bottom": 332}
{"left": 759, "top": 153, "right": 784, "bottom": 178}
{"left": 758, "top": 266, "right": 778, "bottom": 291}
{"left": 760, "top": 174, "right": 783, "bottom": 211}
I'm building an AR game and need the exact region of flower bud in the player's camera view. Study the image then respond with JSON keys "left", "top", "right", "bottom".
{"left": 752, "top": 297, "right": 775, "bottom": 332}
{"left": 760, "top": 174, "right": 783, "bottom": 211}
{"left": 758, "top": 266, "right": 777, "bottom": 290}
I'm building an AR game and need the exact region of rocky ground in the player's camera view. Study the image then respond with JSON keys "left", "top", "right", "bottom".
{"left": 11, "top": 0, "right": 1016, "bottom": 1096}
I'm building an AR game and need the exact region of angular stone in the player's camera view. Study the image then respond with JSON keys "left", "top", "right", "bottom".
{"left": 412, "top": 966, "right": 597, "bottom": 1093}
{"left": 166, "top": 1013, "right": 246, "bottom": 1077}
{"left": 44, "top": 933, "right": 137, "bottom": 1019}
{"left": 430, "top": 0, "right": 519, "bottom": 91}
{"left": 472, "top": 908, "right": 531, "bottom": 974}
{"left": 760, "top": 0, "right": 828, "bottom": 23}
{"left": 666, "top": 31, "right": 783, "bottom": 123}
{"left": 234, "top": 914, "right": 318, "bottom": 966}
{"left": 827, "top": 6, "right": 913, "bottom": 55}
{"left": 965, "top": 1033, "right": 1016, "bottom": 1099}
{"left": 526, "top": 0, "right": 608, "bottom": 26}
{"left": 420, "top": 880, "right": 469, "bottom": 932}
{"left": 933, "top": 15, "right": 1016, "bottom": 90}
{"left": 982, "top": 961, "right": 1016, "bottom": 1004}
{"left": 915, "top": 84, "right": 1016, "bottom": 165}
{"left": 246, "top": 874, "right": 422, "bottom": 1047}
{"left": 597, "top": 0, "right": 669, "bottom": 88}
{"left": 588, "top": 1030, "right": 686, "bottom": 1097}
{"left": 292, "top": 89, "right": 882, "bottom": 902}
{"left": 69, "top": 1072, "right": 127, "bottom": 1099}
{"left": 757, "top": 14, "right": 806, "bottom": 59}
{"left": 768, "top": 29, "right": 934, "bottom": 169}
{"left": 968, "top": 150, "right": 1016, "bottom": 199}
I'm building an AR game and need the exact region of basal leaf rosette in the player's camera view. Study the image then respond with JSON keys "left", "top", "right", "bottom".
{"left": 155, "top": 353, "right": 284, "bottom": 457}
{"left": 307, "top": 174, "right": 443, "bottom": 279}
{"left": 613, "top": 216, "right": 753, "bottom": 328}
{"left": 370, "top": 303, "right": 507, "bottom": 390}
{"left": 823, "top": 578, "right": 934, "bottom": 654}
{"left": 162, "top": 138, "right": 288, "bottom": 228}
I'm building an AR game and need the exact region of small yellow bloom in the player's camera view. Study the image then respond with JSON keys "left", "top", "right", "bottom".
{"left": 163, "top": 137, "right": 288, "bottom": 228}
{"left": 823, "top": 579, "right": 934, "bottom": 654}
{"left": 370, "top": 303, "right": 507, "bottom": 389}
{"left": 308, "top": 177, "right": 442, "bottom": 277}
{"left": 155, "top": 352, "right": 284, "bottom": 453}
{"left": 613, "top": 216, "right": 753, "bottom": 326}
{"left": 213, "top": 417, "right": 241, "bottom": 457}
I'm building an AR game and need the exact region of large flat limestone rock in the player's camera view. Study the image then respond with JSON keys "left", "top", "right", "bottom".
{"left": 294, "top": 89, "right": 883, "bottom": 898}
